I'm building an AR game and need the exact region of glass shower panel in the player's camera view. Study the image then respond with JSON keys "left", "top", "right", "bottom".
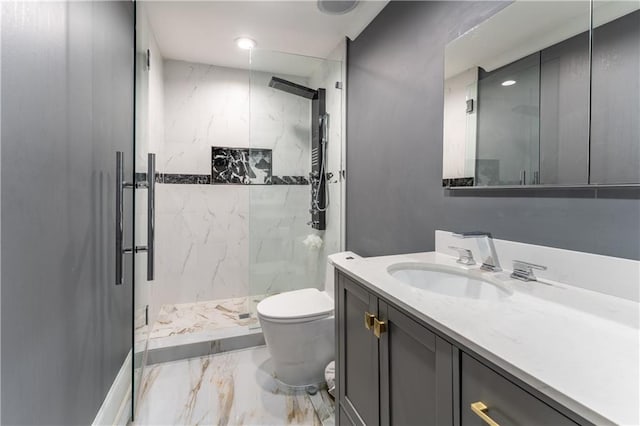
{"left": 248, "top": 50, "right": 343, "bottom": 315}
{"left": 133, "top": 2, "right": 152, "bottom": 417}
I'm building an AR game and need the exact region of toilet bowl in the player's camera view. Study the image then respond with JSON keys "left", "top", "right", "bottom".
{"left": 257, "top": 288, "right": 334, "bottom": 387}
{"left": 257, "top": 252, "right": 360, "bottom": 388}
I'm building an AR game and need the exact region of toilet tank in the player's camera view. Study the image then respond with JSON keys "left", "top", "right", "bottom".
{"left": 325, "top": 251, "right": 361, "bottom": 300}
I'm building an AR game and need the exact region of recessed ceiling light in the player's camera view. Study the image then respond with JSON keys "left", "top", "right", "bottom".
{"left": 235, "top": 37, "right": 256, "bottom": 50}
{"left": 501, "top": 80, "right": 516, "bottom": 87}
{"left": 317, "top": 0, "right": 359, "bottom": 15}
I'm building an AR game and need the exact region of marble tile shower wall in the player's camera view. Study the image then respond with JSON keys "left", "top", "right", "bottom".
{"left": 161, "top": 59, "right": 311, "bottom": 175}
{"left": 149, "top": 59, "right": 325, "bottom": 313}
{"left": 308, "top": 45, "right": 344, "bottom": 291}
{"left": 154, "top": 184, "right": 249, "bottom": 308}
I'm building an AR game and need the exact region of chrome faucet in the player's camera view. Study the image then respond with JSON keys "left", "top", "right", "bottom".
{"left": 448, "top": 246, "right": 476, "bottom": 265}
{"left": 452, "top": 231, "right": 502, "bottom": 272}
{"left": 511, "top": 260, "right": 547, "bottom": 282}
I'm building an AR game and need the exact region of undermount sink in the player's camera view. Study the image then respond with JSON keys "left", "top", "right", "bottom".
{"left": 387, "top": 263, "right": 511, "bottom": 301}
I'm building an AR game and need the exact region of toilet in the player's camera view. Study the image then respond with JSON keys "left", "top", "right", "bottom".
{"left": 257, "top": 254, "right": 357, "bottom": 388}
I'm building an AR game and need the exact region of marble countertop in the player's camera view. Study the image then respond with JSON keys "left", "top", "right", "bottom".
{"left": 329, "top": 251, "right": 640, "bottom": 426}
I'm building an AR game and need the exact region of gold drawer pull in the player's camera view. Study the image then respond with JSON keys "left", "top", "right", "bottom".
{"left": 471, "top": 402, "right": 500, "bottom": 426}
{"left": 364, "top": 312, "right": 375, "bottom": 330}
{"left": 373, "top": 318, "right": 387, "bottom": 338}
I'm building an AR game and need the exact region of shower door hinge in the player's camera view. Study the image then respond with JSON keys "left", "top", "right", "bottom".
{"left": 145, "top": 305, "right": 149, "bottom": 326}
{"left": 340, "top": 169, "right": 346, "bottom": 181}
{"left": 335, "top": 81, "right": 343, "bottom": 89}
{"left": 146, "top": 49, "right": 151, "bottom": 71}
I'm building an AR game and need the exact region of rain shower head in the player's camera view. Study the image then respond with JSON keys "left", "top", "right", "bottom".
{"left": 268, "top": 77, "right": 318, "bottom": 100}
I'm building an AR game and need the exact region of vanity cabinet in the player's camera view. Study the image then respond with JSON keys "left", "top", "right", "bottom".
{"left": 337, "top": 273, "right": 453, "bottom": 426}
{"left": 336, "top": 271, "right": 586, "bottom": 426}
{"left": 460, "top": 354, "right": 577, "bottom": 425}
{"left": 337, "top": 273, "right": 380, "bottom": 426}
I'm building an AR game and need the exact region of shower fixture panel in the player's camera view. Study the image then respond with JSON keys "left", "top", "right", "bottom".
{"left": 310, "top": 89, "right": 327, "bottom": 230}
{"left": 268, "top": 77, "right": 328, "bottom": 230}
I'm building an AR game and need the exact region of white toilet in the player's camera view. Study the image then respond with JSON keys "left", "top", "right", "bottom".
{"left": 257, "top": 256, "right": 352, "bottom": 388}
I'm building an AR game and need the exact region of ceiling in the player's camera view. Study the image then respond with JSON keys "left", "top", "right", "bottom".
{"left": 144, "top": 1, "right": 388, "bottom": 76}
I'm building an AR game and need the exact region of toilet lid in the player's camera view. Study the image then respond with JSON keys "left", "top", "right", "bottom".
{"left": 257, "top": 288, "right": 333, "bottom": 321}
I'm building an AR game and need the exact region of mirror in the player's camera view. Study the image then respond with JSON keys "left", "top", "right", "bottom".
{"left": 590, "top": 1, "right": 640, "bottom": 184}
{"left": 442, "top": 0, "right": 640, "bottom": 188}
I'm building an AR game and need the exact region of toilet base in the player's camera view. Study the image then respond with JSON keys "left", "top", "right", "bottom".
{"left": 272, "top": 377, "right": 324, "bottom": 395}
{"left": 259, "top": 314, "right": 335, "bottom": 388}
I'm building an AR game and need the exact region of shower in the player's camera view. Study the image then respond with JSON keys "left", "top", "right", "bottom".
{"left": 268, "top": 76, "right": 328, "bottom": 230}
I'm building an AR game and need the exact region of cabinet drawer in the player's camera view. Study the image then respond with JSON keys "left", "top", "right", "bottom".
{"left": 461, "top": 353, "right": 578, "bottom": 425}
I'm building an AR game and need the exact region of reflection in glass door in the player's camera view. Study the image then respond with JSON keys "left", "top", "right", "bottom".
{"left": 476, "top": 53, "right": 541, "bottom": 186}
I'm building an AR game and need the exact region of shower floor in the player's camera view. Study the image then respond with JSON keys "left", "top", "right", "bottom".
{"left": 138, "top": 296, "right": 263, "bottom": 351}
{"left": 133, "top": 345, "right": 335, "bottom": 426}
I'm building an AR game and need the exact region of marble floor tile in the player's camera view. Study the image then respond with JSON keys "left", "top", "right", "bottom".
{"left": 307, "top": 391, "right": 335, "bottom": 426}
{"left": 134, "top": 346, "right": 334, "bottom": 426}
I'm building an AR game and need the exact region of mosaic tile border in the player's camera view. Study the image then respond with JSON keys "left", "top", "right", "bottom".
{"left": 442, "top": 177, "right": 475, "bottom": 188}
{"left": 136, "top": 172, "right": 308, "bottom": 185}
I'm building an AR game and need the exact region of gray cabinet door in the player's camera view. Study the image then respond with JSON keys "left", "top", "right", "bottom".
{"left": 337, "top": 273, "right": 380, "bottom": 426}
{"left": 460, "top": 353, "right": 578, "bottom": 425}
{"left": 378, "top": 302, "right": 453, "bottom": 426}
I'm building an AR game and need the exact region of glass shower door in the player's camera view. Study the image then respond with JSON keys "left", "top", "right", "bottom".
{"left": 132, "top": 2, "right": 155, "bottom": 417}
{"left": 247, "top": 49, "right": 344, "bottom": 314}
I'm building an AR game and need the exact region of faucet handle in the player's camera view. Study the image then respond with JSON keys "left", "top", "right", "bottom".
{"left": 448, "top": 246, "right": 476, "bottom": 266}
{"left": 511, "top": 260, "right": 547, "bottom": 282}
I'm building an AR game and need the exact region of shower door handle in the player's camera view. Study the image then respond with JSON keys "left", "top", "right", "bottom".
{"left": 115, "top": 152, "right": 156, "bottom": 285}
{"left": 146, "top": 153, "right": 155, "bottom": 281}
{"left": 116, "top": 152, "right": 125, "bottom": 285}
{"left": 134, "top": 153, "right": 156, "bottom": 281}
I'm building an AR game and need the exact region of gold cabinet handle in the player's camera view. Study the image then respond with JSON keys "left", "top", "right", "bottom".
{"left": 364, "top": 312, "right": 375, "bottom": 330}
{"left": 373, "top": 318, "right": 387, "bottom": 338}
{"left": 471, "top": 402, "right": 500, "bottom": 426}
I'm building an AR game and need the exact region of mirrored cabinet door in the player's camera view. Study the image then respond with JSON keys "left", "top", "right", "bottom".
{"left": 443, "top": 1, "right": 591, "bottom": 188}
{"left": 539, "top": 28, "right": 590, "bottom": 185}
{"left": 442, "top": 0, "right": 640, "bottom": 188}
{"left": 589, "top": 2, "right": 640, "bottom": 185}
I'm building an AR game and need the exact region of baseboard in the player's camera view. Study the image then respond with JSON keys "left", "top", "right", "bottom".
{"left": 92, "top": 350, "right": 132, "bottom": 426}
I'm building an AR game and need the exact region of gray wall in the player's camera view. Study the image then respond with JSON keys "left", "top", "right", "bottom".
{"left": 1, "top": 2, "right": 134, "bottom": 424}
{"left": 346, "top": 1, "right": 640, "bottom": 260}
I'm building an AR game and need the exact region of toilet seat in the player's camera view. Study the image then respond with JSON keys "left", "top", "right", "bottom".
{"left": 257, "top": 288, "right": 334, "bottom": 323}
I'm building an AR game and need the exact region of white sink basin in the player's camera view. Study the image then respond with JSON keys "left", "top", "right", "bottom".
{"left": 387, "top": 263, "right": 511, "bottom": 301}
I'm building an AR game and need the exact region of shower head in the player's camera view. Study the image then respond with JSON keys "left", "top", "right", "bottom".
{"left": 268, "top": 77, "right": 318, "bottom": 100}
